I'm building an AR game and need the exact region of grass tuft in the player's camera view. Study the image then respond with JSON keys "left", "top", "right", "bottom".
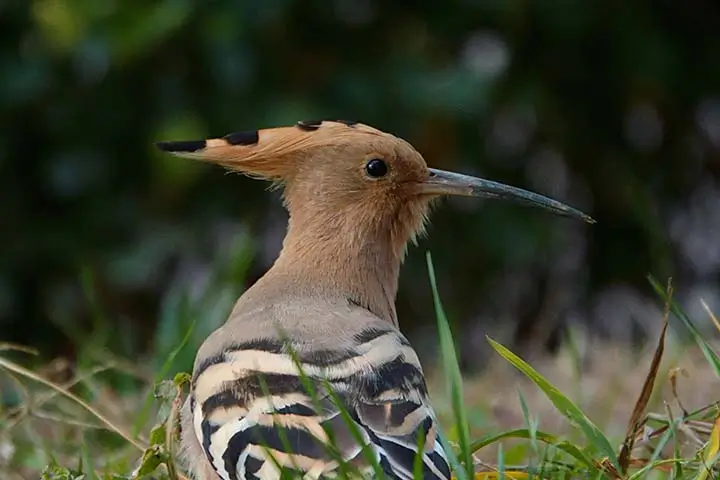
{"left": 1, "top": 266, "right": 718, "bottom": 479}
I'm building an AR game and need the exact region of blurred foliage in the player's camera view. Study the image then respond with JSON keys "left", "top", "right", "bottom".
{"left": 2, "top": 0, "right": 720, "bottom": 373}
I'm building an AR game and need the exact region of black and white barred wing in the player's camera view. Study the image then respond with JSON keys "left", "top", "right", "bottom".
{"left": 190, "top": 328, "right": 451, "bottom": 479}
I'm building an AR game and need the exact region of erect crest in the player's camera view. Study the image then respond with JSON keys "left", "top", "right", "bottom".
{"left": 156, "top": 120, "right": 387, "bottom": 181}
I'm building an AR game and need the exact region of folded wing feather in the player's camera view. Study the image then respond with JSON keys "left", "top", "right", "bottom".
{"left": 190, "top": 326, "right": 451, "bottom": 480}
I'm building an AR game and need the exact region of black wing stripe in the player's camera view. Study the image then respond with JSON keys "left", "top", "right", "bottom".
{"left": 361, "top": 355, "right": 427, "bottom": 397}
{"left": 273, "top": 403, "right": 317, "bottom": 416}
{"left": 223, "top": 424, "right": 328, "bottom": 476}
{"left": 376, "top": 434, "right": 449, "bottom": 480}
{"left": 378, "top": 454, "right": 406, "bottom": 480}
{"left": 201, "top": 419, "right": 220, "bottom": 462}
{"left": 376, "top": 437, "right": 416, "bottom": 477}
{"left": 362, "top": 414, "right": 448, "bottom": 480}
{"left": 243, "top": 455, "right": 263, "bottom": 478}
{"left": 299, "top": 347, "right": 361, "bottom": 366}
{"left": 203, "top": 373, "right": 309, "bottom": 415}
{"left": 428, "top": 450, "right": 452, "bottom": 479}
{"left": 353, "top": 326, "right": 395, "bottom": 344}
{"left": 202, "top": 389, "right": 244, "bottom": 416}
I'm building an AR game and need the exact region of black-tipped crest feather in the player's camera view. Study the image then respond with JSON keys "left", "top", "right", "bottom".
{"left": 155, "top": 139, "right": 206, "bottom": 153}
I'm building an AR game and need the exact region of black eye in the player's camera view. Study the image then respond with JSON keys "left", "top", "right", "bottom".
{"left": 365, "top": 158, "right": 388, "bottom": 178}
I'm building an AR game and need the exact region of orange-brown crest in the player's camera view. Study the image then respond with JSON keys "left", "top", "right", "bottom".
{"left": 157, "top": 120, "right": 436, "bottom": 255}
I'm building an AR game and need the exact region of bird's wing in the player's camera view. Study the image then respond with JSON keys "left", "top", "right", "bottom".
{"left": 190, "top": 324, "right": 451, "bottom": 480}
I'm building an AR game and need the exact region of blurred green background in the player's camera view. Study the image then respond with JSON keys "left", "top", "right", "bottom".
{"left": 2, "top": 0, "right": 720, "bottom": 375}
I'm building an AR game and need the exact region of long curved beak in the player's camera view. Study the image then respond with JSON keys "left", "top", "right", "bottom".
{"left": 422, "top": 168, "right": 595, "bottom": 223}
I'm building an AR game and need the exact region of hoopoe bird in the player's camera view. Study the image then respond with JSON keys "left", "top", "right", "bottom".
{"left": 156, "top": 120, "right": 592, "bottom": 480}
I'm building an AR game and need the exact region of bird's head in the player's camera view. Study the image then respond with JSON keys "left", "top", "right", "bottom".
{"left": 157, "top": 120, "right": 593, "bottom": 259}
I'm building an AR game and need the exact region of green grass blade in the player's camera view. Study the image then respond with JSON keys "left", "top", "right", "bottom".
{"left": 497, "top": 442, "right": 505, "bottom": 478}
{"left": 426, "top": 251, "right": 473, "bottom": 480}
{"left": 322, "top": 380, "right": 383, "bottom": 479}
{"left": 80, "top": 440, "right": 98, "bottom": 480}
{"left": 648, "top": 275, "right": 720, "bottom": 378}
{"left": 437, "top": 431, "right": 466, "bottom": 479}
{"left": 627, "top": 458, "right": 685, "bottom": 480}
{"left": 516, "top": 389, "right": 539, "bottom": 457}
{"left": 413, "top": 421, "right": 427, "bottom": 480}
{"left": 695, "top": 416, "right": 720, "bottom": 480}
{"left": 469, "top": 428, "right": 595, "bottom": 470}
{"left": 487, "top": 336, "right": 620, "bottom": 473}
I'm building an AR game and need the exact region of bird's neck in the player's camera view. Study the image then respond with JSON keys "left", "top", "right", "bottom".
{"left": 236, "top": 211, "right": 404, "bottom": 325}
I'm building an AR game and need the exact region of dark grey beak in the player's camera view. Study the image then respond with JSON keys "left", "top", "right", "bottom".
{"left": 421, "top": 168, "right": 594, "bottom": 223}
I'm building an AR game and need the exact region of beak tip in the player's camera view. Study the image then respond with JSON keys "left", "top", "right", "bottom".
{"left": 566, "top": 209, "right": 595, "bottom": 224}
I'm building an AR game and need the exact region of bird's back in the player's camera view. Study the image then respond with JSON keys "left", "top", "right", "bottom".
{"left": 181, "top": 297, "right": 451, "bottom": 480}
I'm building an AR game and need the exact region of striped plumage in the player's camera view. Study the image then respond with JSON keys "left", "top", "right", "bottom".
{"left": 157, "top": 120, "right": 592, "bottom": 480}
{"left": 183, "top": 303, "right": 449, "bottom": 480}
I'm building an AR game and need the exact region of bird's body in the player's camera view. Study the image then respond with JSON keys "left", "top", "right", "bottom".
{"left": 182, "top": 297, "right": 448, "bottom": 479}
{"left": 157, "top": 120, "right": 592, "bottom": 480}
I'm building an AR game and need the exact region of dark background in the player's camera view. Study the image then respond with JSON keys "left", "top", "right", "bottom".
{"left": 2, "top": 0, "right": 719, "bottom": 375}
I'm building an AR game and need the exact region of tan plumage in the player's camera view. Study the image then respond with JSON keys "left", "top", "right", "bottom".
{"left": 156, "top": 119, "right": 592, "bottom": 480}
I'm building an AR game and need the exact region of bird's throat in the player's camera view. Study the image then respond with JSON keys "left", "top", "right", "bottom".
{"left": 238, "top": 212, "right": 404, "bottom": 325}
